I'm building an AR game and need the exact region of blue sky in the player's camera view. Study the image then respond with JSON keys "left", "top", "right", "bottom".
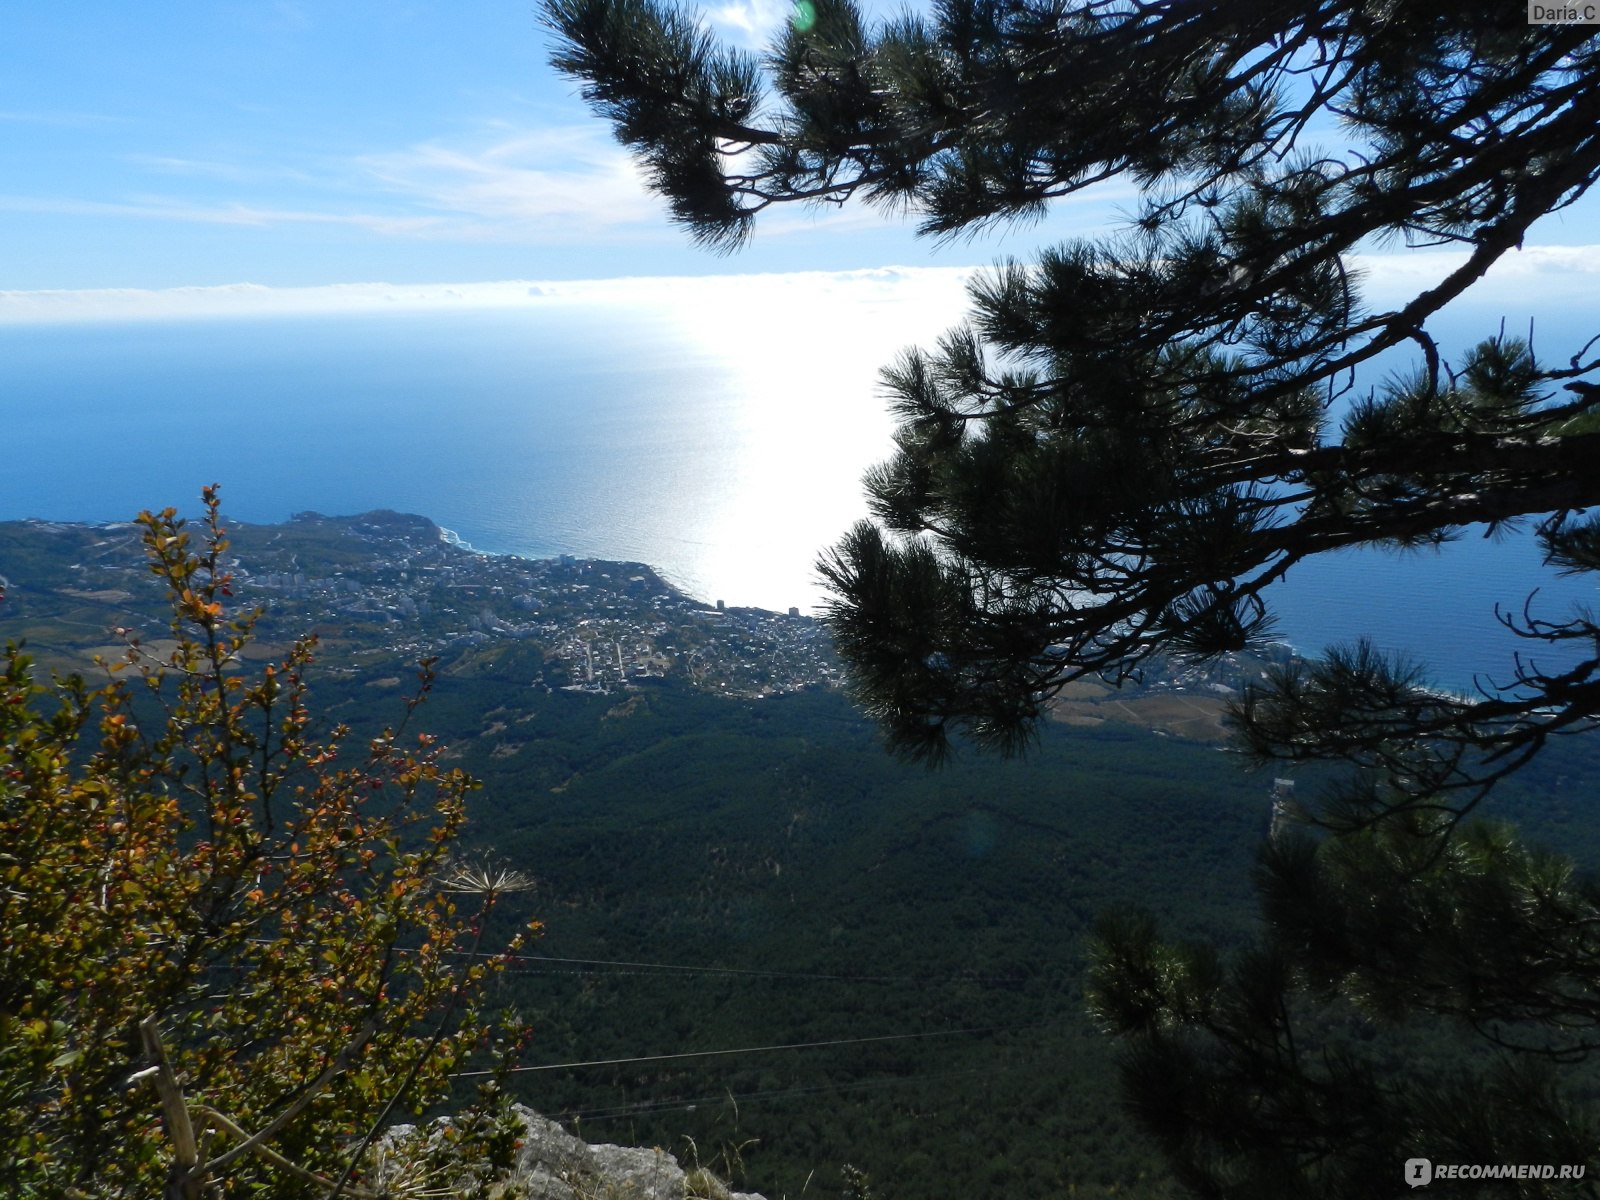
{"left": 2, "top": 0, "right": 1116, "bottom": 293}
{"left": 3, "top": 1, "right": 1598, "bottom": 309}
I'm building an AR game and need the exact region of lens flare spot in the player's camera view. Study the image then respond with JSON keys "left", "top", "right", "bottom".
{"left": 790, "top": 0, "right": 817, "bottom": 32}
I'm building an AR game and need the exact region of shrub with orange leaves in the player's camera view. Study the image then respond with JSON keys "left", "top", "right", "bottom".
{"left": 0, "top": 486, "right": 537, "bottom": 1198}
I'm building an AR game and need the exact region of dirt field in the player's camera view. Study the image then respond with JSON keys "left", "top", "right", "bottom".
{"left": 1049, "top": 684, "right": 1232, "bottom": 742}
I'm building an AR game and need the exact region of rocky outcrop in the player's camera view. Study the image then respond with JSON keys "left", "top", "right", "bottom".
{"left": 508, "top": 1106, "right": 767, "bottom": 1200}
{"left": 386, "top": 1105, "right": 767, "bottom": 1200}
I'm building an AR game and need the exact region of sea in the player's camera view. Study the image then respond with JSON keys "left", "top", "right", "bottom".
{"left": 1, "top": 270, "right": 1595, "bottom": 698}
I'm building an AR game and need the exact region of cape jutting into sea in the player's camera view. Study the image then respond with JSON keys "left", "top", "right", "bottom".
{"left": 1, "top": 300, "right": 1592, "bottom": 697}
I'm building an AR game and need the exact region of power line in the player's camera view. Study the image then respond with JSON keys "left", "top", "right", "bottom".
{"left": 548, "top": 1057, "right": 1062, "bottom": 1125}
{"left": 451, "top": 1023, "right": 1023, "bottom": 1079}
{"left": 235, "top": 938, "right": 1033, "bottom": 988}
{"left": 480, "top": 951, "right": 1029, "bottom": 987}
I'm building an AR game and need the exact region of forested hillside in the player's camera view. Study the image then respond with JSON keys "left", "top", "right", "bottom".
{"left": 6, "top": 515, "right": 1599, "bottom": 1198}
{"left": 412, "top": 668, "right": 1599, "bottom": 1199}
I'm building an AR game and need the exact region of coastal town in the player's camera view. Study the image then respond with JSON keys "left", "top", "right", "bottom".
{"left": 0, "top": 508, "right": 1289, "bottom": 733}
{"left": 0, "top": 509, "right": 842, "bottom": 698}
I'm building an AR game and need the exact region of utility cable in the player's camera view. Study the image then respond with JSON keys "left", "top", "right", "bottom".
{"left": 548, "top": 1057, "right": 1063, "bottom": 1124}
{"left": 450, "top": 1023, "right": 1023, "bottom": 1079}
{"left": 237, "top": 938, "right": 1034, "bottom": 988}
{"left": 459, "top": 949, "right": 1031, "bottom": 987}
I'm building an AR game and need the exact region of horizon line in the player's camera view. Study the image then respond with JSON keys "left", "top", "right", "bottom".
{"left": 0, "top": 265, "right": 983, "bottom": 325}
{"left": 3, "top": 243, "right": 1599, "bottom": 324}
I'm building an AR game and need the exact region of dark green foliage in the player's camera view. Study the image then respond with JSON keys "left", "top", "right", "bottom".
{"left": 420, "top": 676, "right": 1598, "bottom": 1198}
{"left": 545, "top": 2, "right": 1600, "bottom": 1194}
{"left": 9, "top": 498, "right": 1600, "bottom": 1194}
{"left": 1088, "top": 812, "right": 1600, "bottom": 1198}
{"left": 454, "top": 683, "right": 1269, "bottom": 1199}
{"left": 544, "top": 0, "right": 1600, "bottom": 774}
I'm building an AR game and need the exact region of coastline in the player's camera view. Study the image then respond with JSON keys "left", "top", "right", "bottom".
{"left": 0, "top": 509, "right": 838, "bottom": 695}
{"left": 5, "top": 508, "right": 1585, "bottom": 694}
{"left": 431, "top": 519, "right": 768, "bottom": 617}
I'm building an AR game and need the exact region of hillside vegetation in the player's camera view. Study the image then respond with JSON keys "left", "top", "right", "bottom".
{"left": 5, "top": 511, "right": 1598, "bottom": 1198}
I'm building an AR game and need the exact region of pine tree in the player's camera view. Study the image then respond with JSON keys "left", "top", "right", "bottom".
{"left": 545, "top": 0, "right": 1599, "bottom": 760}
{"left": 545, "top": 3, "right": 1600, "bottom": 1193}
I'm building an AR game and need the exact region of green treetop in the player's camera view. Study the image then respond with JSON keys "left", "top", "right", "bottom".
{"left": 546, "top": 3, "right": 1600, "bottom": 1194}
{"left": 546, "top": 0, "right": 1600, "bottom": 778}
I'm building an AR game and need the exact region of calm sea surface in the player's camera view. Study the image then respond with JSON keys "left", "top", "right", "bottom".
{"left": 1, "top": 298, "right": 1593, "bottom": 695}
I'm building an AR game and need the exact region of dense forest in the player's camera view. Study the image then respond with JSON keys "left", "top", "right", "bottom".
{"left": 366, "top": 654, "right": 1600, "bottom": 1198}
{"left": 10, "top": 0, "right": 1600, "bottom": 1193}
{"left": 7, "top": 511, "right": 1600, "bottom": 1196}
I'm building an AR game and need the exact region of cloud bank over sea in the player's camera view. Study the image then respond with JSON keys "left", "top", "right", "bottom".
{"left": 0, "top": 267, "right": 979, "bottom": 325}
{"left": 4, "top": 244, "right": 1598, "bottom": 330}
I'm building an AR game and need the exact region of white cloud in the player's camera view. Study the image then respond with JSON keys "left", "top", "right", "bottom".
{"left": 8, "top": 245, "right": 1596, "bottom": 330}
{"left": 0, "top": 266, "right": 980, "bottom": 325}
{"left": 0, "top": 193, "right": 444, "bottom": 236}
{"left": 356, "top": 126, "right": 663, "bottom": 235}
{"left": 0, "top": 123, "right": 669, "bottom": 246}
{"left": 703, "top": 0, "right": 792, "bottom": 46}
{"left": 122, "top": 154, "right": 320, "bottom": 186}
{"left": 698, "top": 0, "right": 911, "bottom": 48}
{"left": 1352, "top": 243, "right": 1600, "bottom": 309}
